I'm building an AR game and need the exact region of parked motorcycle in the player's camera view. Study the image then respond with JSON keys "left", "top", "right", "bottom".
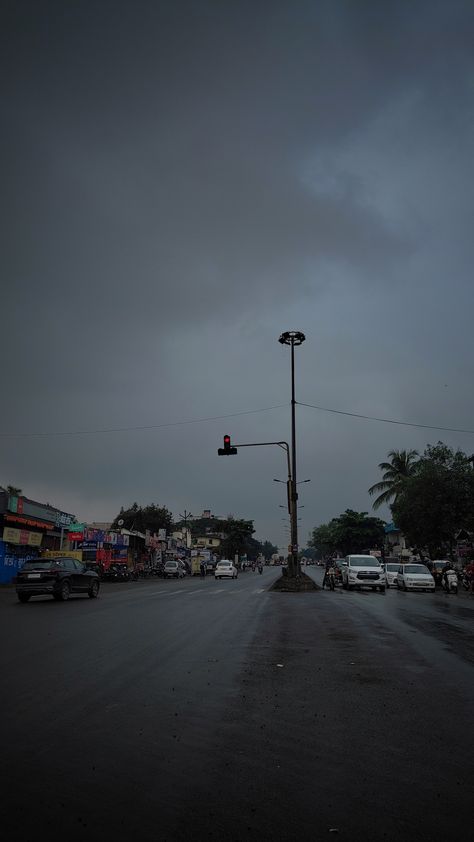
{"left": 459, "top": 572, "right": 471, "bottom": 591}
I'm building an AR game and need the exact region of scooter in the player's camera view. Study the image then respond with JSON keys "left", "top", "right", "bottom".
{"left": 443, "top": 573, "right": 458, "bottom": 594}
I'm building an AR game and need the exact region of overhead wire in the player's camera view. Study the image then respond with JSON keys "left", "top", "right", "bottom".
{"left": 297, "top": 401, "right": 474, "bottom": 435}
{"left": 0, "top": 404, "right": 288, "bottom": 439}
{"left": 1, "top": 400, "right": 473, "bottom": 439}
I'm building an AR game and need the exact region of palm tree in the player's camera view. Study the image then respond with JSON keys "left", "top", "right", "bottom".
{"left": 6, "top": 485, "right": 22, "bottom": 496}
{"left": 368, "top": 449, "right": 419, "bottom": 510}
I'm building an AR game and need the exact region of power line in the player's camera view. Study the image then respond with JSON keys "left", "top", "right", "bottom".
{"left": 0, "top": 404, "right": 288, "bottom": 439}
{"left": 2, "top": 397, "right": 472, "bottom": 440}
{"left": 297, "top": 401, "right": 474, "bottom": 435}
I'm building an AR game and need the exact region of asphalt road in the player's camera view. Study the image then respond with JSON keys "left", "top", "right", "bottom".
{"left": 1, "top": 568, "right": 472, "bottom": 842}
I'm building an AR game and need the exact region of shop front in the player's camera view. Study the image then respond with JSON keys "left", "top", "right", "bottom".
{"left": 0, "top": 492, "right": 75, "bottom": 583}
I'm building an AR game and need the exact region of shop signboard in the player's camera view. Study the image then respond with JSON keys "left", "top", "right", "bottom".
{"left": 3, "top": 527, "right": 42, "bottom": 547}
{"left": 9, "top": 496, "right": 74, "bottom": 527}
{"left": 43, "top": 550, "right": 83, "bottom": 561}
{"left": 0, "top": 542, "right": 41, "bottom": 583}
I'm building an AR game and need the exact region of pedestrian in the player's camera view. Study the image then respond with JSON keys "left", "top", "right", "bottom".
{"left": 322, "top": 559, "right": 331, "bottom": 589}
{"left": 200, "top": 559, "right": 206, "bottom": 578}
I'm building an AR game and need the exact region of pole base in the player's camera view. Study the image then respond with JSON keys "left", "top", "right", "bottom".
{"left": 270, "top": 572, "right": 320, "bottom": 592}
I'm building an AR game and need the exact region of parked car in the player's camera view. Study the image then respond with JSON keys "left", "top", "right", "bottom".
{"left": 342, "top": 555, "right": 385, "bottom": 592}
{"left": 215, "top": 560, "right": 238, "bottom": 579}
{"left": 396, "top": 564, "right": 435, "bottom": 592}
{"left": 384, "top": 562, "right": 399, "bottom": 588}
{"left": 16, "top": 557, "right": 100, "bottom": 602}
{"left": 163, "top": 560, "right": 186, "bottom": 579}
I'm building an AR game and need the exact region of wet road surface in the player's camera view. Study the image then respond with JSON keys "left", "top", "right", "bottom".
{"left": 1, "top": 567, "right": 472, "bottom": 841}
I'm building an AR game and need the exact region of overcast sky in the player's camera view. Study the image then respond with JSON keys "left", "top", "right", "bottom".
{"left": 2, "top": 0, "right": 474, "bottom": 550}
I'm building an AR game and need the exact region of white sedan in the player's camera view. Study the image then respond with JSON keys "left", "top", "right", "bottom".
{"left": 396, "top": 564, "right": 435, "bottom": 592}
{"left": 215, "top": 560, "right": 238, "bottom": 579}
{"left": 384, "top": 563, "right": 399, "bottom": 588}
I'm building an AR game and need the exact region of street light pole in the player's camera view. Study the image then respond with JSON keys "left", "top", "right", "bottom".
{"left": 179, "top": 509, "right": 193, "bottom": 549}
{"left": 279, "top": 330, "right": 306, "bottom": 577}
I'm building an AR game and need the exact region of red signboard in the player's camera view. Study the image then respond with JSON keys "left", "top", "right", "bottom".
{"left": 5, "top": 513, "right": 54, "bottom": 529}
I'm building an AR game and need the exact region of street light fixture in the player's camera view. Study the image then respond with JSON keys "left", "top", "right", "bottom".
{"left": 278, "top": 330, "right": 306, "bottom": 577}
{"left": 274, "top": 478, "right": 310, "bottom": 485}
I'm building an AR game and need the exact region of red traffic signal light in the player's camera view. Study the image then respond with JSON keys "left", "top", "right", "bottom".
{"left": 218, "top": 434, "right": 237, "bottom": 456}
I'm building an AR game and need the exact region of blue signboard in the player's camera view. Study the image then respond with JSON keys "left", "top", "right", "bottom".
{"left": 0, "top": 541, "right": 39, "bottom": 584}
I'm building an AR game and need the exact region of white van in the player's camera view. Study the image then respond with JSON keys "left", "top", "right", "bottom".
{"left": 342, "top": 555, "right": 385, "bottom": 593}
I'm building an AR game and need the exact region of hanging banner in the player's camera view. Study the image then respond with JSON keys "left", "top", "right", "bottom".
{"left": 3, "top": 527, "right": 43, "bottom": 547}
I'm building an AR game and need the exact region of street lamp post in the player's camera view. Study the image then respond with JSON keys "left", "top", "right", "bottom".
{"left": 278, "top": 330, "right": 306, "bottom": 577}
{"left": 179, "top": 509, "right": 193, "bottom": 549}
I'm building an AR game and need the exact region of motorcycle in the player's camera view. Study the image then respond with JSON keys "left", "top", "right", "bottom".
{"left": 257, "top": 563, "right": 263, "bottom": 575}
{"left": 459, "top": 572, "right": 471, "bottom": 591}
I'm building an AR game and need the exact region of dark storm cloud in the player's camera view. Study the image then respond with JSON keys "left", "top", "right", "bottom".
{"left": 1, "top": 1, "right": 474, "bottom": 544}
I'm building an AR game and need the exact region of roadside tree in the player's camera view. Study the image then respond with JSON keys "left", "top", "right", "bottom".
{"left": 368, "top": 449, "right": 419, "bottom": 510}
{"left": 310, "top": 510, "right": 386, "bottom": 557}
{"left": 111, "top": 502, "right": 174, "bottom": 534}
{"left": 391, "top": 442, "right": 474, "bottom": 558}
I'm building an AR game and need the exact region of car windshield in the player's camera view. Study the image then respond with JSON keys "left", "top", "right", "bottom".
{"left": 349, "top": 558, "right": 380, "bottom": 567}
{"left": 404, "top": 565, "right": 429, "bottom": 573}
{"left": 165, "top": 562, "right": 177, "bottom": 567}
{"left": 218, "top": 562, "right": 231, "bottom": 566}
{"left": 386, "top": 564, "right": 399, "bottom": 571}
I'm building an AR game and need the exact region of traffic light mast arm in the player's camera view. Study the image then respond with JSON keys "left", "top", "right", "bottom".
{"left": 223, "top": 440, "right": 292, "bottom": 508}
{"left": 231, "top": 441, "right": 291, "bottom": 486}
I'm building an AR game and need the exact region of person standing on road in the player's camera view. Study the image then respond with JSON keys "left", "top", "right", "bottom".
{"left": 200, "top": 560, "right": 206, "bottom": 578}
{"left": 322, "top": 559, "right": 331, "bottom": 589}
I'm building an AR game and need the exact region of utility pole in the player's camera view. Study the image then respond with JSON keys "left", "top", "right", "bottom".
{"left": 278, "top": 331, "right": 306, "bottom": 577}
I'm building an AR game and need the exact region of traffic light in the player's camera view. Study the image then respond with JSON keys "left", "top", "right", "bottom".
{"left": 218, "top": 434, "right": 237, "bottom": 455}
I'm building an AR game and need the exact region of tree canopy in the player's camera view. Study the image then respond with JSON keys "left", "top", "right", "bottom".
{"left": 111, "top": 502, "right": 174, "bottom": 534}
{"left": 391, "top": 442, "right": 474, "bottom": 558}
{"left": 309, "top": 510, "right": 386, "bottom": 557}
{"left": 368, "top": 449, "right": 419, "bottom": 510}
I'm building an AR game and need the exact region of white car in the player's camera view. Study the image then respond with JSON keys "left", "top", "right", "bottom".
{"left": 342, "top": 555, "right": 385, "bottom": 592}
{"left": 384, "top": 562, "right": 399, "bottom": 588}
{"left": 396, "top": 564, "right": 435, "bottom": 592}
{"left": 164, "top": 560, "right": 186, "bottom": 579}
{"left": 215, "top": 560, "right": 238, "bottom": 579}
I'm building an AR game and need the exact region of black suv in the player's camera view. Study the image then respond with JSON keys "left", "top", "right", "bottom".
{"left": 16, "top": 557, "right": 100, "bottom": 603}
